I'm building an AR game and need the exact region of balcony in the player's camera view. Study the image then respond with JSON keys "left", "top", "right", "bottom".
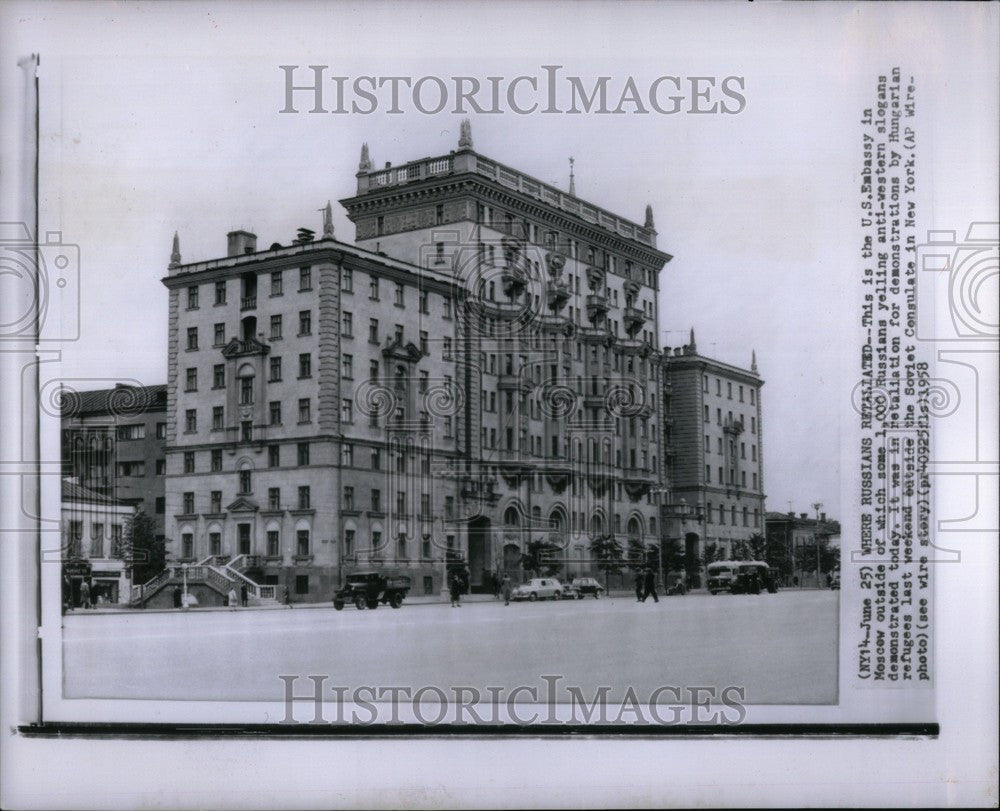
{"left": 500, "top": 267, "right": 528, "bottom": 299}
{"left": 498, "top": 374, "right": 533, "bottom": 393}
{"left": 546, "top": 281, "right": 570, "bottom": 311}
{"left": 586, "top": 294, "right": 609, "bottom": 322}
{"left": 623, "top": 306, "right": 647, "bottom": 335}
{"left": 240, "top": 295, "right": 257, "bottom": 311}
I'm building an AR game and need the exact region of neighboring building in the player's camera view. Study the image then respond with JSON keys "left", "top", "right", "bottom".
{"left": 161, "top": 122, "right": 672, "bottom": 601}
{"left": 62, "top": 478, "right": 135, "bottom": 606}
{"left": 765, "top": 510, "right": 841, "bottom": 587}
{"left": 61, "top": 383, "right": 167, "bottom": 541}
{"left": 661, "top": 333, "right": 765, "bottom": 585}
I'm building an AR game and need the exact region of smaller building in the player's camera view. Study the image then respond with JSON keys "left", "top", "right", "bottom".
{"left": 62, "top": 478, "right": 136, "bottom": 606}
{"left": 765, "top": 510, "right": 841, "bottom": 588}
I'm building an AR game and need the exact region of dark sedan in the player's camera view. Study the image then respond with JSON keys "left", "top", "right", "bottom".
{"left": 570, "top": 577, "right": 605, "bottom": 598}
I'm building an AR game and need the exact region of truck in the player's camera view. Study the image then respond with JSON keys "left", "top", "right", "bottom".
{"left": 333, "top": 571, "right": 411, "bottom": 611}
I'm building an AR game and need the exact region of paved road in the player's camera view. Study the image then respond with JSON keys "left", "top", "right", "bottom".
{"left": 62, "top": 590, "right": 838, "bottom": 705}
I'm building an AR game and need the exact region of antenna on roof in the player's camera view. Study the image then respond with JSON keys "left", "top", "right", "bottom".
{"left": 568, "top": 156, "right": 576, "bottom": 196}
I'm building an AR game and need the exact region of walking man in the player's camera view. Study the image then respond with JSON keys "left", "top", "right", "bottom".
{"left": 642, "top": 567, "right": 659, "bottom": 603}
{"left": 634, "top": 570, "right": 644, "bottom": 602}
{"left": 449, "top": 572, "right": 462, "bottom": 607}
{"left": 501, "top": 574, "right": 512, "bottom": 606}
{"left": 240, "top": 582, "right": 249, "bottom": 607}
{"left": 172, "top": 584, "right": 183, "bottom": 608}
{"left": 80, "top": 579, "right": 91, "bottom": 610}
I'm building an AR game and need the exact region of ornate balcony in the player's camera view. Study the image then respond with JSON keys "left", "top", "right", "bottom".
{"left": 546, "top": 279, "right": 570, "bottom": 311}
{"left": 623, "top": 306, "right": 647, "bottom": 335}
{"left": 586, "top": 293, "right": 609, "bottom": 322}
{"left": 500, "top": 266, "right": 528, "bottom": 299}
{"left": 240, "top": 295, "right": 257, "bottom": 311}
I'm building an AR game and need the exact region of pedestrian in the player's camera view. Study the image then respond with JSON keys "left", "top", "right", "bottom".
{"left": 283, "top": 586, "right": 291, "bottom": 607}
{"left": 501, "top": 574, "right": 512, "bottom": 606}
{"left": 172, "top": 584, "right": 182, "bottom": 608}
{"left": 493, "top": 572, "right": 502, "bottom": 600}
{"left": 634, "top": 570, "right": 644, "bottom": 602}
{"left": 642, "top": 568, "right": 659, "bottom": 603}
{"left": 240, "top": 582, "right": 248, "bottom": 607}
{"left": 80, "top": 579, "right": 91, "bottom": 610}
{"left": 449, "top": 573, "right": 462, "bottom": 607}
{"left": 228, "top": 586, "right": 238, "bottom": 609}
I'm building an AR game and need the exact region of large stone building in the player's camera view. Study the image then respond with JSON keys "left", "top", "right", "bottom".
{"left": 661, "top": 334, "right": 765, "bottom": 585}
{"left": 161, "top": 123, "right": 673, "bottom": 601}
{"left": 765, "top": 510, "right": 841, "bottom": 587}
{"left": 61, "top": 384, "right": 167, "bottom": 540}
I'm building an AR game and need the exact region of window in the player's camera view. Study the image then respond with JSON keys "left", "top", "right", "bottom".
{"left": 396, "top": 490, "right": 407, "bottom": 515}
{"left": 271, "top": 270, "right": 283, "bottom": 296}
{"left": 181, "top": 533, "right": 193, "bottom": 559}
{"left": 186, "top": 327, "right": 198, "bottom": 351}
{"left": 184, "top": 368, "right": 197, "bottom": 391}
{"left": 341, "top": 443, "right": 354, "bottom": 466}
{"left": 241, "top": 421, "right": 253, "bottom": 442}
{"left": 295, "top": 573, "right": 309, "bottom": 593}
{"left": 209, "top": 491, "right": 222, "bottom": 513}
{"left": 739, "top": 385, "right": 744, "bottom": 402}
{"left": 435, "top": 203, "right": 444, "bottom": 224}
{"left": 156, "top": 459, "right": 166, "bottom": 475}
{"left": 342, "top": 311, "right": 353, "bottom": 337}
{"left": 397, "top": 533, "right": 408, "bottom": 558}
{"left": 270, "top": 314, "right": 282, "bottom": 340}
{"left": 743, "top": 507, "right": 749, "bottom": 527}
{"left": 298, "top": 310, "right": 311, "bottom": 335}
{"left": 340, "top": 398, "right": 352, "bottom": 424}
{"left": 267, "top": 530, "right": 280, "bottom": 556}
{"left": 116, "top": 424, "right": 146, "bottom": 440}
{"left": 66, "top": 520, "right": 83, "bottom": 557}
{"left": 705, "top": 465, "right": 711, "bottom": 483}
{"left": 716, "top": 408, "right": 722, "bottom": 425}
{"left": 298, "top": 486, "right": 311, "bottom": 510}
{"left": 703, "top": 405, "right": 709, "bottom": 423}
{"left": 214, "top": 280, "right": 227, "bottom": 305}
{"left": 750, "top": 389, "right": 755, "bottom": 405}
{"left": 342, "top": 267, "right": 353, "bottom": 292}
{"left": 239, "top": 375, "right": 254, "bottom": 405}
{"left": 269, "top": 356, "right": 282, "bottom": 382}
{"left": 727, "top": 382, "right": 733, "bottom": 399}
{"left": 268, "top": 444, "right": 280, "bottom": 467}
{"left": 185, "top": 409, "right": 197, "bottom": 433}
{"left": 716, "top": 378, "right": 722, "bottom": 395}
{"left": 371, "top": 448, "right": 381, "bottom": 470}
{"left": 342, "top": 353, "right": 353, "bottom": 379}
{"left": 297, "top": 442, "right": 310, "bottom": 466}
{"left": 238, "top": 469, "right": 252, "bottom": 494}
{"left": 344, "top": 529, "right": 354, "bottom": 557}
{"left": 442, "top": 337, "right": 452, "bottom": 360}
{"left": 298, "top": 353, "right": 312, "bottom": 379}
{"left": 214, "top": 323, "right": 225, "bottom": 346}
{"left": 371, "top": 489, "right": 381, "bottom": 512}
{"left": 420, "top": 493, "right": 431, "bottom": 517}
{"left": 213, "top": 364, "right": 225, "bottom": 388}
{"left": 299, "top": 266, "right": 312, "bottom": 291}
{"left": 269, "top": 400, "right": 282, "bottom": 425}
{"left": 89, "top": 523, "right": 104, "bottom": 557}
{"left": 394, "top": 282, "right": 404, "bottom": 307}
{"left": 298, "top": 398, "right": 311, "bottom": 423}
{"left": 182, "top": 491, "right": 195, "bottom": 514}
{"left": 704, "top": 434, "right": 710, "bottom": 453}
{"left": 183, "top": 451, "right": 195, "bottom": 473}
{"left": 719, "top": 505, "right": 725, "bottom": 525}
{"left": 369, "top": 275, "right": 380, "bottom": 300}
{"left": 418, "top": 370, "right": 429, "bottom": 393}
{"left": 752, "top": 472, "right": 758, "bottom": 489}
{"left": 419, "top": 331, "right": 428, "bottom": 355}
{"left": 187, "top": 285, "right": 199, "bottom": 309}
{"left": 155, "top": 497, "right": 165, "bottom": 514}
{"left": 342, "top": 486, "right": 354, "bottom": 510}
{"left": 419, "top": 290, "right": 429, "bottom": 314}
{"left": 211, "top": 448, "right": 222, "bottom": 471}
{"left": 394, "top": 323, "right": 403, "bottom": 343}
{"left": 156, "top": 422, "right": 167, "bottom": 439}
{"left": 444, "top": 496, "right": 454, "bottom": 519}
{"left": 443, "top": 296, "right": 451, "bottom": 319}
{"left": 209, "top": 532, "right": 222, "bottom": 556}
{"left": 369, "top": 318, "right": 379, "bottom": 343}
{"left": 751, "top": 416, "right": 757, "bottom": 434}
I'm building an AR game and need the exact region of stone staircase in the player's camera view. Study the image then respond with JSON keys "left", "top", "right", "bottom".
{"left": 131, "top": 554, "right": 278, "bottom": 608}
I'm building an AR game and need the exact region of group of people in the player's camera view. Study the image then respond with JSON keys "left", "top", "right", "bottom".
{"left": 62, "top": 576, "right": 103, "bottom": 612}
{"left": 634, "top": 567, "right": 660, "bottom": 603}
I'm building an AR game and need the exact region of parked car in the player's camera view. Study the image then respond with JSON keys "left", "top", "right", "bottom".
{"left": 560, "top": 584, "right": 582, "bottom": 600}
{"left": 569, "top": 577, "right": 605, "bottom": 599}
{"left": 511, "top": 577, "right": 564, "bottom": 601}
{"left": 333, "top": 571, "right": 411, "bottom": 610}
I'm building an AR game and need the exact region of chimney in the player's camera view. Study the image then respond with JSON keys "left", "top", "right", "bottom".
{"left": 820, "top": 512, "right": 827, "bottom": 522}
{"left": 800, "top": 512, "right": 808, "bottom": 520}
{"left": 227, "top": 230, "right": 257, "bottom": 257}
{"left": 787, "top": 511, "right": 794, "bottom": 518}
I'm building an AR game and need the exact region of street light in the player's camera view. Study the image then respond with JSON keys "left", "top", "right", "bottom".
{"left": 181, "top": 562, "right": 189, "bottom": 610}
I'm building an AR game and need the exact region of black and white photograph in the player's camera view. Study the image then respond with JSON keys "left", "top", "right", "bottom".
{"left": 1, "top": 1, "right": 996, "bottom": 808}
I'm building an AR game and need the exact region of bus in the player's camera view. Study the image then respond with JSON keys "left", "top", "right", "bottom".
{"left": 707, "top": 560, "right": 776, "bottom": 594}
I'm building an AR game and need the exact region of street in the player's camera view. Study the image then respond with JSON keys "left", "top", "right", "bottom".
{"left": 62, "top": 590, "right": 838, "bottom": 705}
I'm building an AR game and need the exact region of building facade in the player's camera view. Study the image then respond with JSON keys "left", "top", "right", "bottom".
{"left": 661, "top": 335, "right": 765, "bottom": 584}
{"left": 765, "top": 510, "right": 841, "bottom": 587}
{"left": 61, "top": 384, "right": 167, "bottom": 540}
{"left": 62, "top": 479, "right": 136, "bottom": 606}
{"left": 162, "top": 123, "right": 673, "bottom": 601}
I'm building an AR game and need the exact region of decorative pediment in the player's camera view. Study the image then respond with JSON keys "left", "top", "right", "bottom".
{"left": 624, "top": 481, "right": 652, "bottom": 502}
{"left": 381, "top": 337, "right": 424, "bottom": 362}
{"left": 221, "top": 337, "right": 270, "bottom": 358}
{"left": 225, "top": 496, "right": 260, "bottom": 513}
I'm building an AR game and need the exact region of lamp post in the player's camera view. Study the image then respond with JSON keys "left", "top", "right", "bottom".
{"left": 181, "top": 562, "right": 189, "bottom": 610}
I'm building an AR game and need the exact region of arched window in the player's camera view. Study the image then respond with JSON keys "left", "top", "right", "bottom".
{"left": 531, "top": 505, "right": 541, "bottom": 524}
{"left": 627, "top": 516, "right": 641, "bottom": 540}
{"left": 589, "top": 513, "right": 605, "bottom": 537}
{"left": 649, "top": 517, "right": 657, "bottom": 537}
{"left": 503, "top": 506, "right": 520, "bottom": 527}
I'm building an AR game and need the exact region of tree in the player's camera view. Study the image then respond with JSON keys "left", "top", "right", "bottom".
{"left": 123, "top": 511, "right": 165, "bottom": 586}
{"left": 519, "top": 539, "right": 563, "bottom": 578}
{"left": 699, "top": 542, "right": 724, "bottom": 572}
{"left": 589, "top": 534, "right": 624, "bottom": 592}
{"left": 661, "top": 536, "right": 685, "bottom": 582}
{"left": 626, "top": 537, "right": 648, "bottom": 572}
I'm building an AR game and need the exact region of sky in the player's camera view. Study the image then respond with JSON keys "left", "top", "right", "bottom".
{"left": 5, "top": 0, "right": 998, "bottom": 522}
